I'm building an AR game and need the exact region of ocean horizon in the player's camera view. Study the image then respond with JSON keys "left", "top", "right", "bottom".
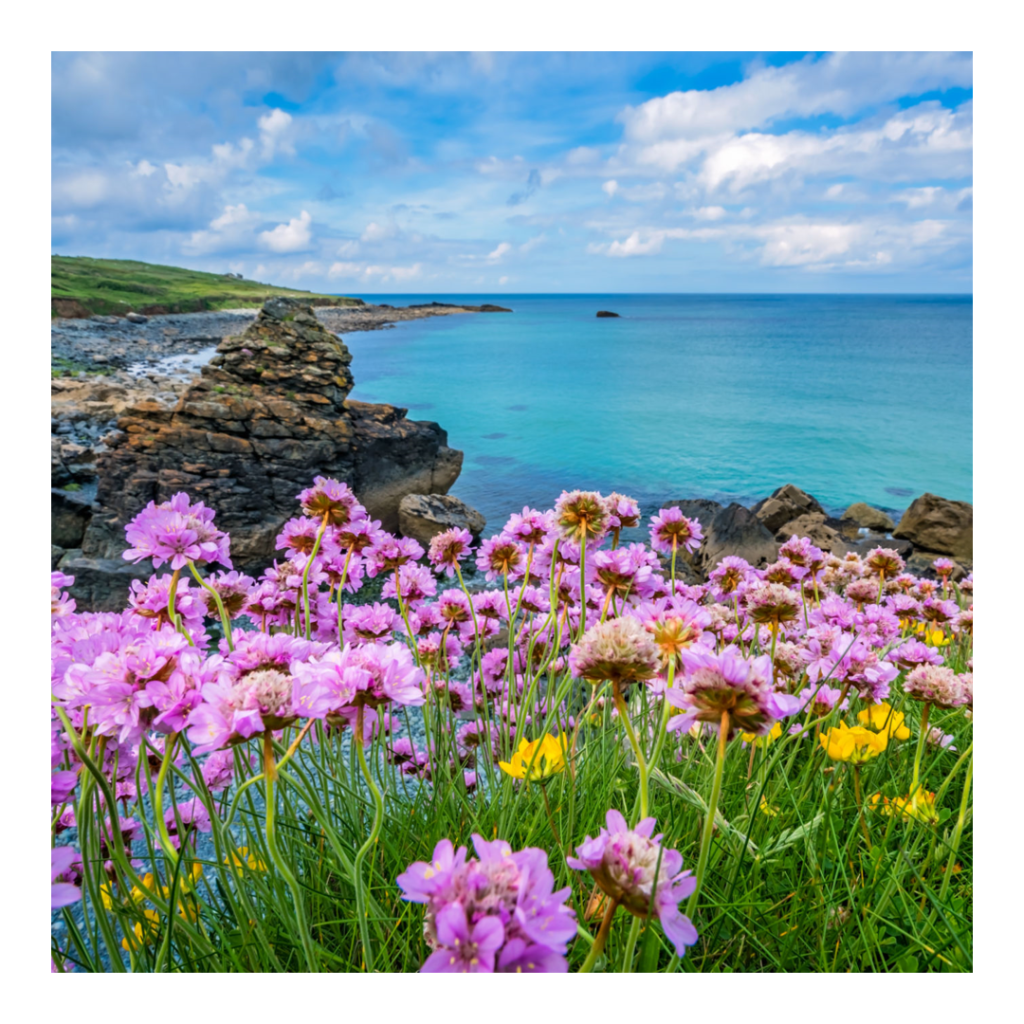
{"left": 342, "top": 293, "right": 972, "bottom": 531}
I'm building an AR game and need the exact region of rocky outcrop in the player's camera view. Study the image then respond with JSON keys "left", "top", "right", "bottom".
{"left": 398, "top": 493, "right": 487, "bottom": 547}
{"left": 893, "top": 493, "right": 973, "bottom": 562}
{"left": 698, "top": 503, "right": 779, "bottom": 572}
{"left": 843, "top": 502, "right": 895, "bottom": 532}
{"left": 773, "top": 512, "right": 845, "bottom": 554}
{"left": 66, "top": 296, "right": 463, "bottom": 606}
{"left": 596, "top": 311, "right": 620, "bottom": 318}
{"left": 751, "top": 484, "right": 824, "bottom": 533}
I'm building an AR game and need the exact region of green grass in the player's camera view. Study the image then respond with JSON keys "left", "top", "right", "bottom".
{"left": 51, "top": 255, "right": 361, "bottom": 318}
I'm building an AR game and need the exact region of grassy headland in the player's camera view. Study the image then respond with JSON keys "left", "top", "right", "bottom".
{"left": 51, "top": 255, "right": 361, "bottom": 318}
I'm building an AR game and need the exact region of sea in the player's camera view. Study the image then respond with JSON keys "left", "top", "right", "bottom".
{"left": 343, "top": 294, "right": 972, "bottom": 531}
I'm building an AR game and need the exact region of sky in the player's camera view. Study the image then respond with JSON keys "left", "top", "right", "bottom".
{"left": 51, "top": 51, "right": 973, "bottom": 294}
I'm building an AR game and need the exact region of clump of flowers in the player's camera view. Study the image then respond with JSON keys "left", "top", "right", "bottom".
{"left": 567, "top": 809, "right": 698, "bottom": 957}
{"left": 856, "top": 702, "right": 911, "bottom": 740}
{"left": 819, "top": 722, "right": 888, "bottom": 763}
{"left": 397, "top": 835, "right": 577, "bottom": 972}
{"left": 123, "top": 493, "right": 232, "bottom": 570}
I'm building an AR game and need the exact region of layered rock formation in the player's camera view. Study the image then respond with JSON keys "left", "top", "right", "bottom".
{"left": 63, "top": 296, "right": 464, "bottom": 605}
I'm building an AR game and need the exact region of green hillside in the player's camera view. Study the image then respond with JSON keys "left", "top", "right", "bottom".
{"left": 51, "top": 255, "right": 361, "bottom": 318}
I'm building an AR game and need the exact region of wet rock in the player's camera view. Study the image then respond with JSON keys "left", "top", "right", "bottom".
{"left": 51, "top": 489, "right": 96, "bottom": 548}
{"left": 751, "top": 484, "right": 824, "bottom": 533}
{"left": 398, "top": 493, "right": 487, "bottom": 547}
{"left": 125, "top": 311, "right": 148, "bottom": 324}
{"left": 843, "top": 502, "right": 895, "bottom": 532}
{"left": 596, "top": 310, "right": 620, "bottom": 318}
{"left": 51, "top": 545, "right": 65, "bottom": 571}
{"left": 664, "top": 498, "right": 725, "bottom": 527}
{"left": 893, "top": 493, "right": 973, "bottom": 562}
{"left": 698, "top": 503, "right": 779, "bottom": 573}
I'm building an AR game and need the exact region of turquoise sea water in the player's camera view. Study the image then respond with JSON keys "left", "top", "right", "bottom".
{"left": 345, "top": 295, "right": 972, "bottom": 530}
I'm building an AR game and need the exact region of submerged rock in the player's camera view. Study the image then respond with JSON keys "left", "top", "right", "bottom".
{"left": 398, "top": 493, "right": 487, "bottom": 547}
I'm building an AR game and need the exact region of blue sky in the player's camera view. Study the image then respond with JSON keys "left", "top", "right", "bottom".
{"left": 51, "top": 52, "right": 972, "bottom": 294}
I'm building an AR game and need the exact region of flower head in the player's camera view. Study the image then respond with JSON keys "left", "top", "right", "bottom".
{"left": 499, "top": 732, "right": 568, "bottom": 782}
{"left": 904, "top": 665, "right": 965, "bottom": 708}
{"left": 123, "top": 493, "right": 232, "bottom": 571}
{"left": 819, "top": 722, "right": 888, "bottom": 763}
{"left": 856, "top": 702, "right": 911, "bottom": 740}
{"left": 427, "top": 528, "right": 474, "bottom": 577}
{"left": 554, "top": 490, "right": 610, "bottom": 545}
{"left": 567, "top": 809, "right": 698, "bottom": 957}
{"left": 397, "top": 835, "right": 576, "bottom": 973}
{"left": 649, "top": 507, "right": 703, "bottom": 556}
{"left": 297, "top": 477, "right": 363, "bottom": 526}
{"left": 569, "top": 617, "right": 660, "bottom": 687}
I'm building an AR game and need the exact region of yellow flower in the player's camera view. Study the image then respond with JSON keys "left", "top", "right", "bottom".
{"left": 857, "top": 702, "right": 911, "bottom": 741}
{"left": 741, "top": 722, "right": 783, "bottom": 748}
{"left": 927, "top": 629, "right": 950, "bottom": 647}
{"left": 225, "top": 846, "right": 267, "bottom": 872}
{"left": 499, "top": 732, "right": 568, "bottom": 782}
{"left": 819, "top": 721, "right": 888, "bottom": 763}
{"left": 869, "top": 790, "right": 938, "bottom": 825}
{"left": 121, "top": 908, "right": 161, "bottom": 951}
{"left": 758, "top": 795, "right": 780, "bottom": 818}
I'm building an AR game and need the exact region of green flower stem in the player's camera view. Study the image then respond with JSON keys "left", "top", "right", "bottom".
{"left": 938, "top": 751, "right": 972, "bottom": 902}
{"left": 186, "top": 561, "right": 232, "bottom": 651}
{"left": 352, "top": 705, "right": 385, "bottom": 972}
{"left": 153, "top": 732, "right": 180, "bottom": 867}
{"left": 578, "top": 898, "right": 619, "bottom": 973}
{"left": 621, "top": 915, "right": 642, "bottom": 973}
{"left": 612, "top": 680, "right": 650, "bottom": 820}
{"left": 670, "top": 538, "right": 678, "bottom": 589}
{"left": 300, "top": 514, "right": 330, "bottom": 640}
{"left": 910, "top": 702, "right": 932, "bottom": 797}
{"left": 686, "top": 709, "right": 730, "bottom": 919}
{"left": 334, "top": 546, "right": 354, "bottom": 640}
{"left": 262, "top": 733, "right": 319, "bottom": 972}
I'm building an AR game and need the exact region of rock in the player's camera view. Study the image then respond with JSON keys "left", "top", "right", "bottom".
{"left": 70, "top": 296, "right": 464, "bottom": 607}
{"left": 57, "top": 552, "right": 154, "bottom": 612}
{"left": 774, "top": 512, "right": 845, "bottom": 553}
{"left": 751, "top": 484, "right": 825, "bottom": 533}
{"left": 126, "top": 311, "right": 148, "bottom": 324}
{"left": 843, "top": 502, "right": 895, "bottom": 532}
{"left": 698, "top": 503, "right": 779, "bottom": 573}
{"left": 52, "top": 298, "right": 92, "bottom": 319}
{"left": 596, "top": 310, "right": 620, "bottom": 318}
{"left": 476, "top": 304, "right": 512, "bottom": 313}
{"left": 905, "top": 551, "right": 969, "bottom": 582}
{"left": 893, "top": 493, "right": 973, "bottom": 562}
{"left": 843, "top": 535, "right": 914, "bottom": 560}
{"left": 52, "top": 490, "right": 95, "bottom": 548}
{"left": 398, "top": 493, "right": 486, "bottom": 547}
{"left": 664, "top": 498, "right": 725, "bottom": 526}
{"left": 51, "top": 544, "right": 65, "bottom": 570}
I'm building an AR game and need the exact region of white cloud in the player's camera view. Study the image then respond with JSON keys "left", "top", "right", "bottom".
{"left": 620, "top": 52, "right": 972, "bottom": 144}
{"left": 328, "top": 261, "right": 362, "bottom": 278}
{"left": 185, "top": 203, "right": 262, "bottom": 254}
{"left": 519, "top": 233, "right": 546, "bottom": 253}
{"left": 133, "top": 159, "right": 157, "bottom": 177}
{"left": 487, "top": 241, "right": 512, "bottom": 262}
{"left": 602, "top": 179, "right": 619, "bottom": 197}
{"left": 258, "top": 108, "right": 294, "bottom": 158}
{"left": 336, "top": 240, "right": 361, "bottom": 257}
{"left": 566, "top": 146, "right": 600, "bottom": 165}
{"left": 691, "top": 205, "right": 727, "bottom": 221}
{"left": 498, "top": 275, "right": 509, "bottom": 284}
{"left": 825, "top": 184, "right": 845, "bottom": 199}
{"left": 329, "top": 261, "right": 423, "bottom": 282}
{"left": 361, "top": 221, "right": 396, "bottom": 243}
{"left": 259, "top": 210, "right": 313, "bottom": 253}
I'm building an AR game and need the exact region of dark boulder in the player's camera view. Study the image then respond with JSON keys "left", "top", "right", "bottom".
{"left": 893, "top": 493, "right": 973, "bottom": 562}
{"left": 698, "top": 503, "right": 779, "bottom": 573}
{"left": 596, "top": 310, "right": 620, "bottom": 318}
{"left": 398, "top": 493, "right": 487, "bottom": 548}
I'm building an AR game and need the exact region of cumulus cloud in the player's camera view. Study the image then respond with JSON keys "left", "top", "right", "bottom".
{"left": 361, "top": 221, "right": 397, "bottom": 243}
{"left": 602, "top": 180, "right": 619, "bottom": 197}
{"left": 259, "top": 210, "right": 313, "bottom": 253}
{"left": 258, "top": 108, "right": 294, "bottom": 158}
{"left": 329, "top": 261, "right": 422, "bottom": 282}
{"left": 185, "top": 202, "right": 262, "bottom": 254}
{"left": 487, "top": 241, "right": 512, "bottom": 261}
